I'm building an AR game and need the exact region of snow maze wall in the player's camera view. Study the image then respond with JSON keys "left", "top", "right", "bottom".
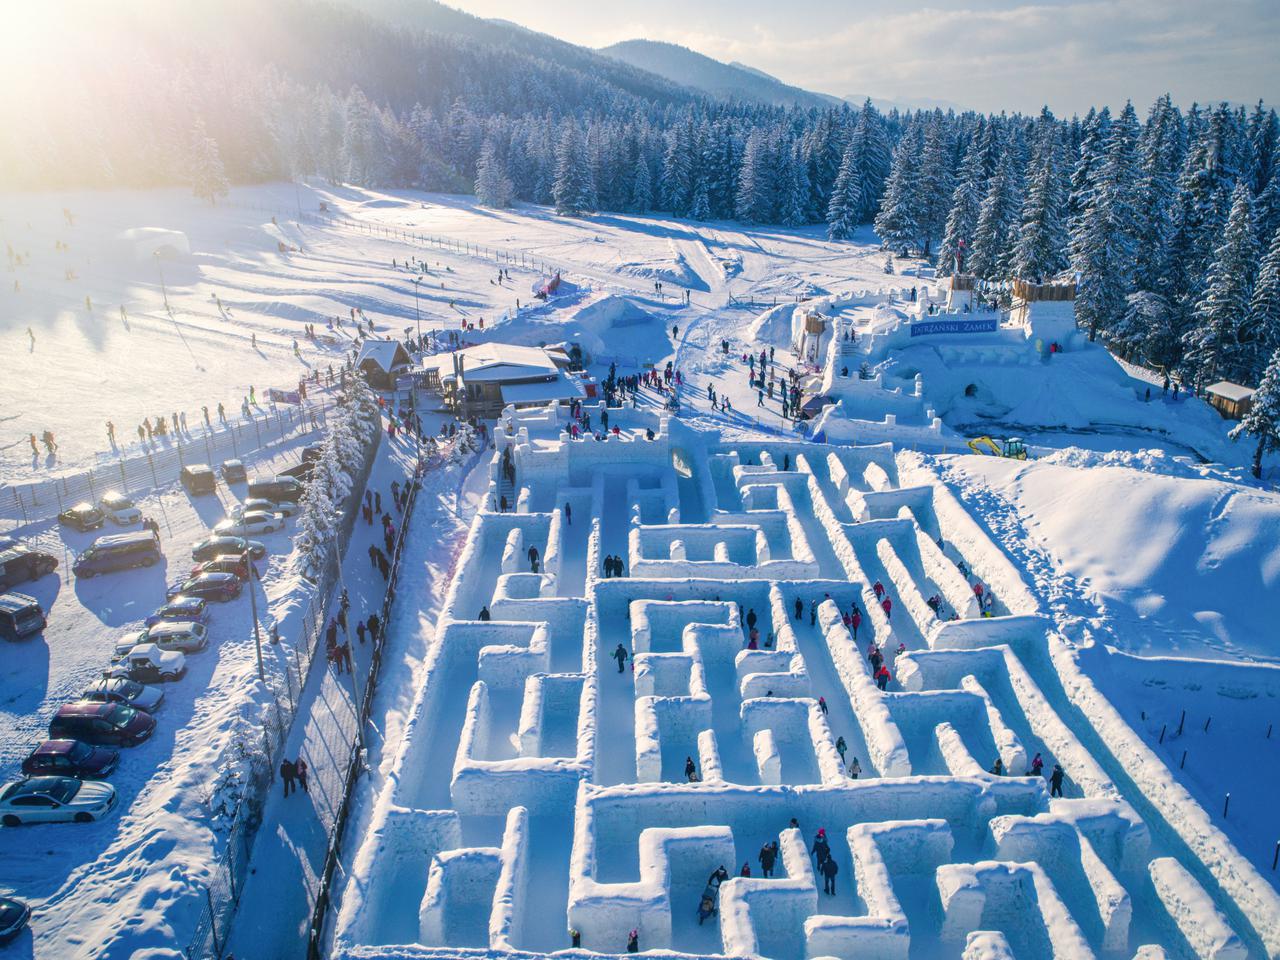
{"left": 333, "top": 409, "right": 1280, "bottom": 960}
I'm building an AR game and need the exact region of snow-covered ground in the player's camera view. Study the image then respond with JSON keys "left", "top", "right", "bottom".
{"left": 3, "top": 181, "right": 1278, "bottom": 959}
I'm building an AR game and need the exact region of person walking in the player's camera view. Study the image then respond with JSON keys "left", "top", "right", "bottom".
{"left": 685, "top": 756, "right": 697, "bottom": 781}
{"left": 811, "top": 828, "right": 830, "bottom": 867}
{"left": 478, "top": 605, "right": 491, "bottom": 621}
{"left": 295, "top": 756, "right": 309, "bottom": 793}
{"left": 1050, "top": 763, "right": 1065, "bottom": 797}
{"left": 848, "top": 757, "right": 861, "bottom": 779}
{"left": 626, "top": 930, "right": 638, "bottom": 953}
{"left": 820, "top": 855, "right": 839, "bottom": 896}
{"left": 280, "top": 758, "right": 297, "bottom": 797}
{"left": 835, "top": 736, "right": 847, "bottom": 764}
{"left": 564, "top": 502, "right": 572, "bottom": 525}
{"left": 758, "top": 841, "right": 778, "bottom": 878}
{"left": 613, "top": 644, "right": 629, "bottom": 673}
{"left": 817, "top": 696, "right": 828, "bottom": 715}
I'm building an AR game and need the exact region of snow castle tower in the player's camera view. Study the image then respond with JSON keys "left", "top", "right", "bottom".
{"left": 794, "top": 309, "right": 830, "bottom": 365}
{"left": 1008, "top": 278, "right": 1078, "bottom": 345}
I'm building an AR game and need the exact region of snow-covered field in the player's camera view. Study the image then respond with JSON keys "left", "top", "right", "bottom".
{"left": 2, "top": 182, "right": 1278, "bottom": 959}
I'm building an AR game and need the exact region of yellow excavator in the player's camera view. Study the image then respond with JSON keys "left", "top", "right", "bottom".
{"left": 967, "top": 436, "right": 1028, "bottom": 460}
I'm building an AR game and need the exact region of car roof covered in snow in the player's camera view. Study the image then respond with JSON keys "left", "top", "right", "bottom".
{"left": 0, "top": 592, "right": 39, "bottom": 613}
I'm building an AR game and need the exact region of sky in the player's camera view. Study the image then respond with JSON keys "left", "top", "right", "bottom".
{"left": 448, "top": 0, "right": 1279, "bottom": 114}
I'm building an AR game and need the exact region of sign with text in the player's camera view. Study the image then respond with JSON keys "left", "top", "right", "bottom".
{"left": 268, "top": 388, "right": 302, "bottom": 405}
{"left": 909, "top": 317, "right": 997, "bottom": 338}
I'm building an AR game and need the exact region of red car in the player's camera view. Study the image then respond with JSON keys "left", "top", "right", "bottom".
{"left": 22, "top": 739, "right": 120, "bottom": 779}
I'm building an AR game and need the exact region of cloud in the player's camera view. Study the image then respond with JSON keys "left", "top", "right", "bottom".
{"left": 603, "top": 0, "right": 1279, "bottom": 114}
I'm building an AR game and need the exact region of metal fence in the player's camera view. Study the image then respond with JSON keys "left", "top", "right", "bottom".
{"left": 306, "top": 432, "right": 487, "bottom": 959}
{"left": 2, "top": 400, "right": 336, "bottom": 530}
{"left": 182, "top": 424, "right": 381, "bottom": 960}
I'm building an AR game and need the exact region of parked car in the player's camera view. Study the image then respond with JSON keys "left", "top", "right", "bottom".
{"left": 247, "top": 476, "right": 304, "bottom": 502}
{"left": 221, "top": 459, "right": 247, "bottom": 483}
{"left": 138, "top": 620, "right": 208, "bottom": 653}
{"left": 49, "top": 701, "right": 155, "bottom": 747}
{"left": 22, "top": 740, "right": 120, "bottom": 779}
{"left": 180, "top": 464, "right": 217, "bottom": 495}
{"left": 191, "top": 536, "right": 265, "bottom": 562}
{"left": 0, "top": 545, "right": 58, "bottom": 590}
{"left": 110, "top": 629, "right": 150, "bottom": 662}
{"left": 234, "top": 497, "right": 299, "bottom": 518}
{"left": 166, "top": 572, "right": 242, "bottom": 602}
{"left": 190, "top": 556, "right": 250, "bottom": 581}
{"left": 81, "top": 677, "right": 165, "bottom": 714}
{"left": 145, "top": 596, "right": 211, "bottom": 628}
{"left": 214, "top": 511, "right": 283, "bottom": 538}
{"left": 73, "top": 531, "right": 162, "bottom": 579}
{"left": 276, "top": 462, "right": 313, "bottom": 482}
{"left": 98, "top": 491, "right": 141, "bottom": 525}
{"left": 0, "top": 896, "right": 30, "bottom": 943}
{"left": 0, "top": 593, "right": 45, "bottom": 641}
{"left": 58, "top": 502, "right": 105, "bottom": 532}
{"left": 108, "top": 643, "right": 187, "bottom": 683}
{"left": 0, "top": 777, "right": 117, "bottom": 826}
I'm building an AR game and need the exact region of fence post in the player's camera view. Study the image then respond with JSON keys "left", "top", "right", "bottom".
{"left": 206, "top": 885, "right": 222, "bottom": 956}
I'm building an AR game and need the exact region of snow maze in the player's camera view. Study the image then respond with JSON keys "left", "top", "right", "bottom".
{"left": 334, "top": 403, "right": 1280, "bottom": 960}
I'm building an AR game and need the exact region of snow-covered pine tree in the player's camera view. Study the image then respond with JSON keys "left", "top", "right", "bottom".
{"left": 1070, "top": 102, "right": 1140, "bottom": 340}
{"left": 874, "top": 125, "right": 922, "bottom": 253}
{"left": 1184, "top": 182, "right": 1259, "bottom": 384}
{"left": 690, "top": 181, "right": 711, "bottom": 221}
{"left": 631, "top": 155, "right": 653, "bottom": 213}
{"left": 916, "top": 114, "right": 955, "bottom": 259}
{"left": 937, "top": 136, "right": 986, "bottom": 276}
{"left": 190, "top": 118, "right": 230, "bottom": 205}
{"left": 1253, "top": 174, "right": 1280, "bottom": 250}
{"left": 660, "top": 124, "right": 693, "bottom": 215}
{"left": 1230, "top": 346, "right": 1280, "bottom": 478}
{"left": 1132, "top": 95, "right": 1186, "bottom": 294}
{"left": 1248, "top": 102, "right": 1280, "bottom": 196}
{"left": 1066, "top": 107, "right": 1111, "bottom": 235}
{"left": 847, "top": 100, "right": 892, "bottom": 222}
{"left": 552, "top": 120, "right": 593, "bottom": 216}
{"left": 734, "top": 130, "right": 774, "bottom": 223}
{"left": 1249, "top": 228, "right": 1280, "bottom": 377}
{"left": 474, "top": 138, "right": 513, "bottom": 208}
{"left": 968, "top": 148, "right": 1021, "bottom": 279}
{"left": 778, "top": 143, "right": 811, "bottom": 228}
{"left": 1010, "top": 126, "right": 1067, "bottom": 281}
{"left": 1116, "top": 290, "right": 1180, "bottom": 369}
{"left": 826, "top": 141, "right": 862, "bottom": 241}
{"left": 295, "top": 467, "right": 336, "bottom": 581}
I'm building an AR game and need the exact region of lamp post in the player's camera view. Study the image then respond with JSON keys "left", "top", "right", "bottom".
{"left": 245, "top": 550, "right": 265, "bottom": 682}
{"left": 153, "top": 250, "right": 169, "bottom": 312}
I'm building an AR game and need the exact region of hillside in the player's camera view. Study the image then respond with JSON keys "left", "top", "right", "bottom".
{"left": 599, "top": 39, "right": 839, "bottom": 109}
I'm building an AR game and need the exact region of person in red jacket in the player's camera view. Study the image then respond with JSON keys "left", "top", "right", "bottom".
{"left": 851, "top": 610, "right": 862, "bottom": 639}
{"left": 875, "top": 665, "right": 891, "bottom": 690}
{"left": 881, "top": 596, "right": 892, "bottom": 620}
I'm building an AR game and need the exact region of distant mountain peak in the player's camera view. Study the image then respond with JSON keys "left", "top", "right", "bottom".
{"left": 599, "top": 38, "right": 840, "bottom": 109}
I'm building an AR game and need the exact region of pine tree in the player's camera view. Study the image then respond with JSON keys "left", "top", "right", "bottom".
{"left": 1067, "top": 107, "right": 1111, "bottom": 233}
{"left": 1249, "top": 228, "right": 1280, "bottom": 376}
{"left": 660, "top": 125, "right": 693, "bottom": 215}
{"left": 1133, "top": 95, "right": 1185, "bottom": 292}
{"left": 826, "top": 141, "right": 862, "bottom": 241}
{"left": 631, "top": 155, "right": 653, "bottom": 212}
{"left": 1185, "top": 183, "right": 1259, "bottom": 384}
{"left": 1010, "top": 127, "right": 1067, "bottom": 280}
{"left": 690, "top": 180, "right": 711, "bottom": 221}
{"left": 1253, "top": 174, "right": 1280, "bottom": 249}
{"left": 474, "top": 139, "right": 513, "bottom": 208}
{"left": 968, "top": 148, "right": 1020, "bottom": 279}
{"left": 1230, "top": 347, "right": 1280, "bottom": 478}
{"left": 552, "top": 120, "right": 593, "bottom": 216}
{"left": 874, "top": 126, "right": 922, "bottom": 252}
{"left": 1070, "top": 103, "right": 1141, "bottom": 340}
{"left": 938, "top": 136, "right": 985, "bottom": 276}
{"left": 847, "top": 100, "right": 892, "bottom": 221}
{"left": 1116, "top": 290, "right": 1180, "bottom": 369}
{"left": 190, "top": 118, "right": 229, "bottom": 205}
{"left": 735, "top": 130, "right": 774, "bottom": 224}
{"left": 778, "top": 144, "right": 810, "bottom": 228}
{"left": 916, "top": 115, "right": 955, "bottom": 258}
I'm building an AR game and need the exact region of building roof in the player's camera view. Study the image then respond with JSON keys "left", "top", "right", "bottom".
{"left": 422, "top": 342, "right": 564, "bottom": 385}
{"left": 500, "top": 372, "right": 587, "bottom": 405}
{"left": 356, "top": 339, "right": 412, "bottom": 375}
{"left": 1205, "top": 381, "right": 1255, "bottom": 402}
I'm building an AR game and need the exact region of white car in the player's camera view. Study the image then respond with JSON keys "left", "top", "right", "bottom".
{"left": 98, "top": 491, "right": 141, "bottom": 526}
{"left": 214, "top": 511, "right": 284, "bottom": 537}
{"left": 111, "top": 629, "right": 149, "bottom": 662}
{"left": 233, "top": 498, "right": 298, "bottom": 518}
{"left": 0, "top": 776, "right": 117, "bottom": 826}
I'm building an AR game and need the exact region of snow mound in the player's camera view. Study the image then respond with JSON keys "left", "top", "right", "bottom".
{"left": 943, "top": 455, "right": 1280, "bottom": 661}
